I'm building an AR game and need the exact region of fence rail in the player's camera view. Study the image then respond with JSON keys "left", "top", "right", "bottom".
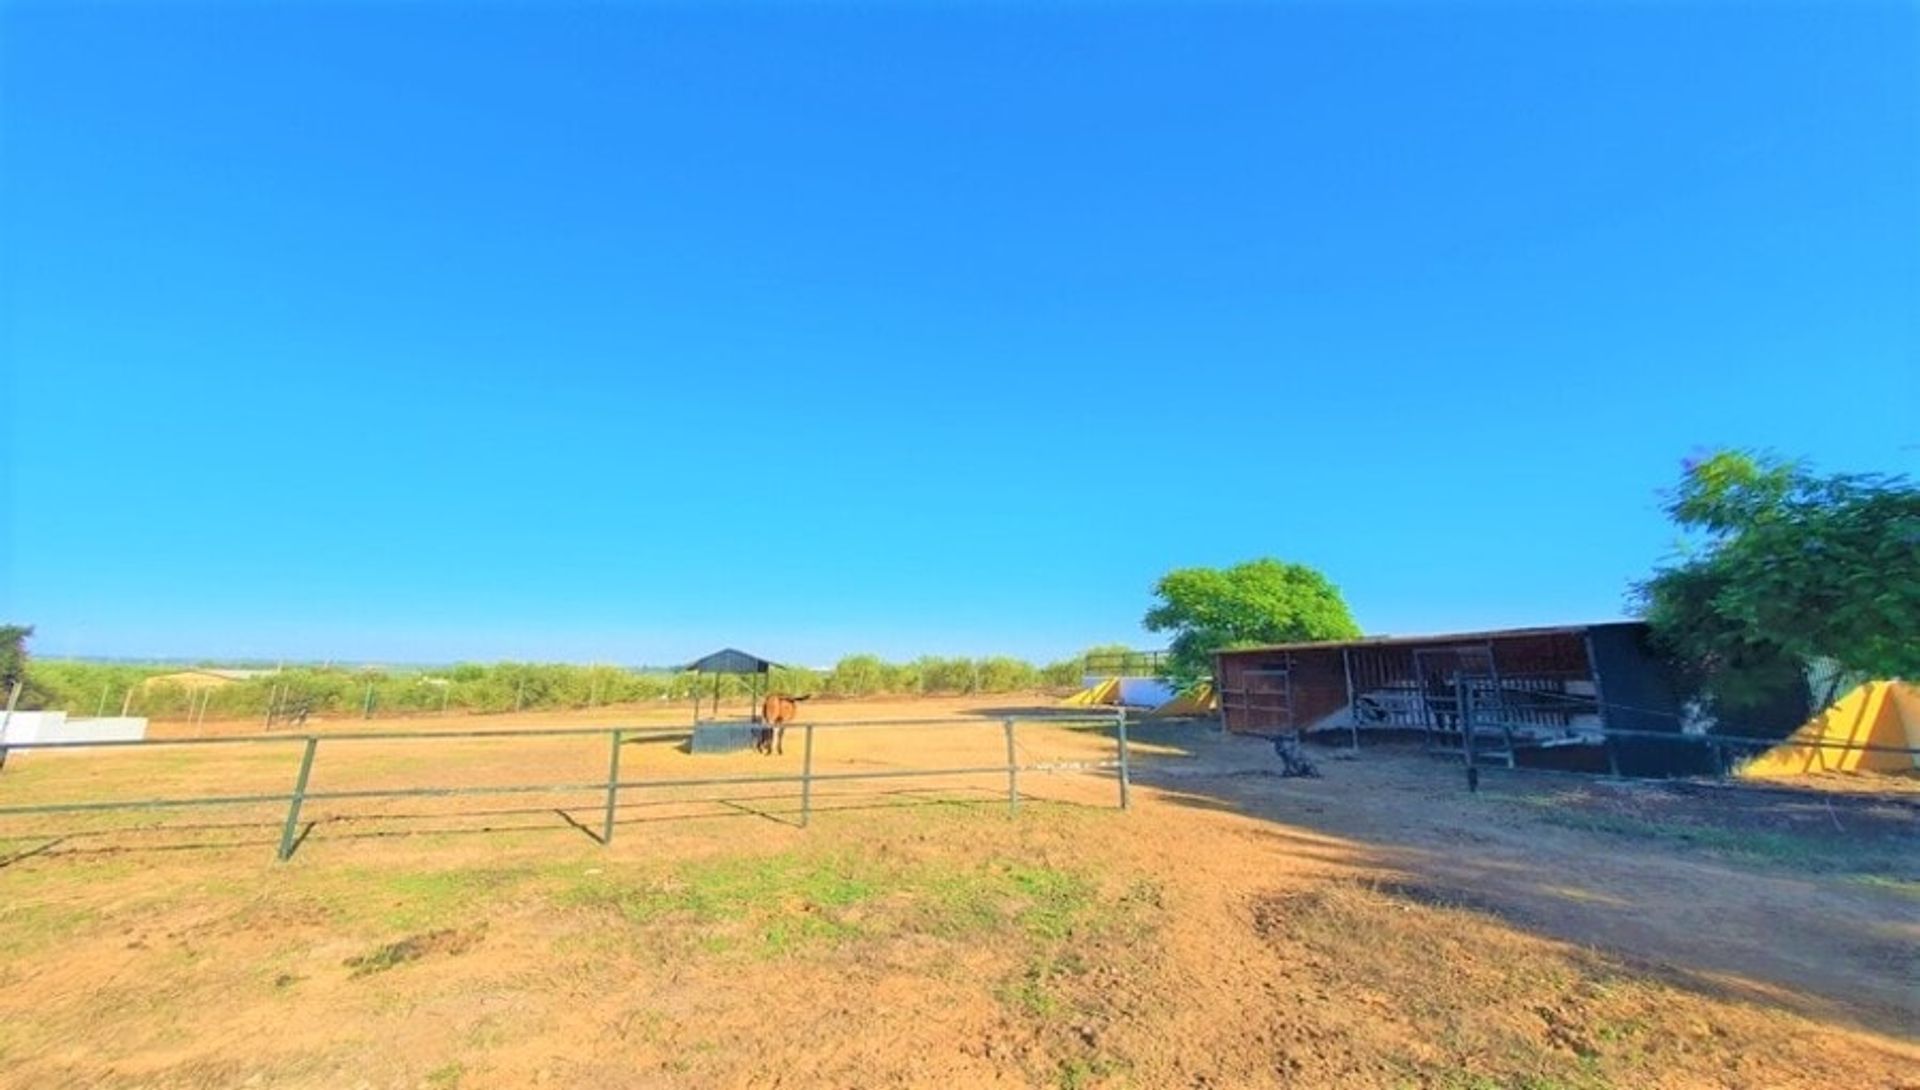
{"left": 1443, "top": 683, "right": 1920, "bottom": 789}
{"left": 1081, "top": 651, "right": 1170, "bottom": 676}
{"left": 0, "top": 713, "right": 1132, "bottom": 862}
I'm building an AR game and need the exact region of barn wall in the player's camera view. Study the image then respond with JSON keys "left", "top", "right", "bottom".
{"left": 1488, "top": 633, "right": 1592, "bottom": 678}
{"left": 1218, "top": 628, "right": 1614, "bottom": 737}
{"left": 1217, "top": 653, "right": 1292, "bottom": 734}
{"left": 1288, "top": 650, "right": 1352, "bottom": 730}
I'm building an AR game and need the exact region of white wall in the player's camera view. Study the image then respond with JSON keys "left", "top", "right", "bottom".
{"left": 1, "top": 712, "right": 148, "bottom": 745}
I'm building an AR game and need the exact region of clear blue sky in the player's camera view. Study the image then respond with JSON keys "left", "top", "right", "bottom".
{"left": 2, "top": 2, "right": 1914, "bottom": 666}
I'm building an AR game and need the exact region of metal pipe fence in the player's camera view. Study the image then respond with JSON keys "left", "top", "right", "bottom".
{"left": 0, "top": 713, "right": 1132, "bottom": 862}
{"left": 1447, "top": 683, "right": 1920, "bottom": 790}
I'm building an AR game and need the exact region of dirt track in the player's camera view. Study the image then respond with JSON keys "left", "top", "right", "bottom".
{"left": 0, "top": 695, "right": 1914, "bottom": 1088}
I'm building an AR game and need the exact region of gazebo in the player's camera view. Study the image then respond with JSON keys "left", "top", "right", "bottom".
{"left": 682, "top": 647, "right": 779, "bottom": 724}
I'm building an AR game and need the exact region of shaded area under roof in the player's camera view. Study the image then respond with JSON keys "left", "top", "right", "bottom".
{"left": 682, "top": 648, "right": 778, "bottom": 674}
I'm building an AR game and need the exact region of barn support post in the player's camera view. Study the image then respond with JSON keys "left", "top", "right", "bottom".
{"left": 1342, "top": 647, "right": 1359, "bottom": 752}
{"left": 1115, "top": 708, "right": 1132, "bottom": 811}
{"left": 1583, "top": 633, "right": 1621, "bottom": 778}
{"left": 1459, "top": 678, "right": 1479, "bottom": 793}
{"left": 276, "top": 736, "right": 319, "bottom": 862}
{"left": 601, "top": 729, "right": 622, "bottom": 845}
{"left": 1002, "top": 718, "right": 1019, "bottom": 813}
{"left": 800, "top": 722, "right": 816, "bottom": 828}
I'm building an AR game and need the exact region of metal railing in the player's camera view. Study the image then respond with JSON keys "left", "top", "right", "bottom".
{"left": 0, "top": 713, "right": 1133, "bottom": 862}
{"left": 1447, "top": 683, "right": 1920, "bottom": 790}
{"left": 1081, "top": 651, "right": 1170, "bottom": 677}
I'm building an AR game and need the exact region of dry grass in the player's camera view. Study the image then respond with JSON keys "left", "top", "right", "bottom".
{"left": 0, "top": 702, "right": 1914, "bottom": 1089}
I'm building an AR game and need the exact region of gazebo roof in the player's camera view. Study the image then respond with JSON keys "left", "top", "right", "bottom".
{"left": 682, "top": 647, "right": 778, "bottom": 675}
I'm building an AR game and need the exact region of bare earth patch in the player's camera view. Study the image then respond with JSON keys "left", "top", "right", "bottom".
{"left": 0, "top": 700, "right": 1914, "bottom": 1088}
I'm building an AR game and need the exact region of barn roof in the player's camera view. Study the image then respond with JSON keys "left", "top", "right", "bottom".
{"left": 1216, "top": 622, "right": 1647, "bottom": 657}
{"left": 682, "top": 647, "right": 779, "bottom": 674}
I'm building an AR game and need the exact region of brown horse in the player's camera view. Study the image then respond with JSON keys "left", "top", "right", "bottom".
{"left": 757, "top": 693, "right": 810, "bottom": 755}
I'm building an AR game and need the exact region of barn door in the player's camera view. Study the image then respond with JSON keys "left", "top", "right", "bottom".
{"left": 1242, "top": 662, "right": 1296, "bottom": 734}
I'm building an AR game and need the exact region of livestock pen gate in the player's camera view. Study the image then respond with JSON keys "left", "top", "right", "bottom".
{"left": 1215, "top": 624, "right": 1688, "bottom": 771}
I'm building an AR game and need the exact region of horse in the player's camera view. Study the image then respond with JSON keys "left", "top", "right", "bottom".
{"left": 757, "top": 693, "right": 810, "bottom": 755}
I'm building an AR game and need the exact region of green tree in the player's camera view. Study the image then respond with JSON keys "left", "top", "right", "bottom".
{"left": 1143, "top": 559, "right": 1361, "bottom": 685}
{"left": 1638, "top": 451, "right": 1920, "bottom": 731}
{"left": 1, "top": 624, "right": 34, "bottom": 705}
{"left": 828, "top": 654, "right": 889, "bottom": 696}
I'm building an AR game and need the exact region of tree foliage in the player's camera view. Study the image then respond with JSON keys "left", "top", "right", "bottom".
{"left": 1638, "top": 451, "right": 1920, "bottom": 730}
{"left": 1143, "top": 558, "right": 1362, "bottom": 684}
{"left": 0, "top": 625, "right": 29, "bottom": 689}
{"left": 19, "top": 650, "right": 1094, "bottom": 720}
{"left": 0, "top": 624, "right": 48, "bottom": 709}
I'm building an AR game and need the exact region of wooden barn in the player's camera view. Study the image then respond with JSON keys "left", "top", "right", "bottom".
{"left": 1215, "top": 623, "right": 1690, "bottom": 770}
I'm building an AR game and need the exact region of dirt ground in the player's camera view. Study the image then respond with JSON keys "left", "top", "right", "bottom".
{"left": 1, "top": 695, "right": 1914, "bottom": 1089}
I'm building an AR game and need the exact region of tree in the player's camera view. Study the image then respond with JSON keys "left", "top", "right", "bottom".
{"left": 1638, "top": 451, "right": 1920, "bottom": 732}
{"left": 0, "top": 624, "right": 44, "bottom": 709}
{"left": 1143, "top": 559, "right": 1361, "bottom": 685}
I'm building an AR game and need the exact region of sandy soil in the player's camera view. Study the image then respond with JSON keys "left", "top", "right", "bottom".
{"left": 0, "top": 699, "right": 1914, "bottom": 1089}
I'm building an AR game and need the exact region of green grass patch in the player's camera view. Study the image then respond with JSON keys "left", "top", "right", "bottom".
{"left": 1848, "top": 874, "right": 1920, "bottom": 899}
{"left": 0, "top": 901, "right": 97, "bottom": 958}
{"left": 1055, "top": 1055, "right": 1125, "bottom": 1089}
{"left": 557, "top": 849, "right": 1144, "bottom": 968}
{"left": 326, "top": 866, "right": 533, "bottom": 929}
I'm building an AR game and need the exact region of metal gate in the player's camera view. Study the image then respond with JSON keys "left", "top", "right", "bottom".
{"left": 1412, "top": 645, "right": 1502, "bottom": 759}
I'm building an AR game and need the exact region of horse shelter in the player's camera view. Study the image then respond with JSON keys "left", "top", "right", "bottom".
{"left": 1214, "top": 623, "right": 1691, "bottom": 773}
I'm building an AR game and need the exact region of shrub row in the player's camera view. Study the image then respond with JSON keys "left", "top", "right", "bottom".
{"left": 22, "top": 653, "right": 1100, "bottom": 721}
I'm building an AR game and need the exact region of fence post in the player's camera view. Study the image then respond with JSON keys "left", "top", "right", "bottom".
{"left": 120, "top": 687, "right": 134, "bottom": 716}
{"left": 96, "top": 684, "right": 109, "bottom": 717}
{"left": 801, "top": 722, "right": 816, "bottom": 828}
{"left": 1003, "top": 717, "right": 1019, "bottom": 813}
{"left": 1115, "top": 707, "right": 1131, "bottom": 811}
{"left": 362, "top": 680, "right": 375, "bottom": 720}
{"left": 0, "top": 679, "right": 21, "bottom": 772}
{"left": 601, "top": 729, "right": 622, "bottom": 845}
{"left": 277, "top": 736, "right": 320, "bottom": 862}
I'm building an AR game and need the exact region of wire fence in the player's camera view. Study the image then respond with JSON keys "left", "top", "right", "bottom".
{"left": 0, "top": 713, "right": 1132, "bottom": 863}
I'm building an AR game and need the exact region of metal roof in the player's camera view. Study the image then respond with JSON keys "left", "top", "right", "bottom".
{"left": 1215, "top": 622, "right": 1647, "bottom": 657}
{"left": 682, "top": 647, "right": 779, "bottom": 674}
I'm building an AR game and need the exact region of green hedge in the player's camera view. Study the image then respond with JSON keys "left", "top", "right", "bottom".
{"left": 21, "top": 652, "right": 1101, "bottom": 720}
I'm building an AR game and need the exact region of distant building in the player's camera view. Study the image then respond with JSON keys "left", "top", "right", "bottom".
{"left": 141, "top": 668, "right": 276, "bottom": 691}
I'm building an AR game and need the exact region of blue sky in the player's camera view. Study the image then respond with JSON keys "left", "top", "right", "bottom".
{"left": 3, "top": 2, "right": 1914, "bottom": 666}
